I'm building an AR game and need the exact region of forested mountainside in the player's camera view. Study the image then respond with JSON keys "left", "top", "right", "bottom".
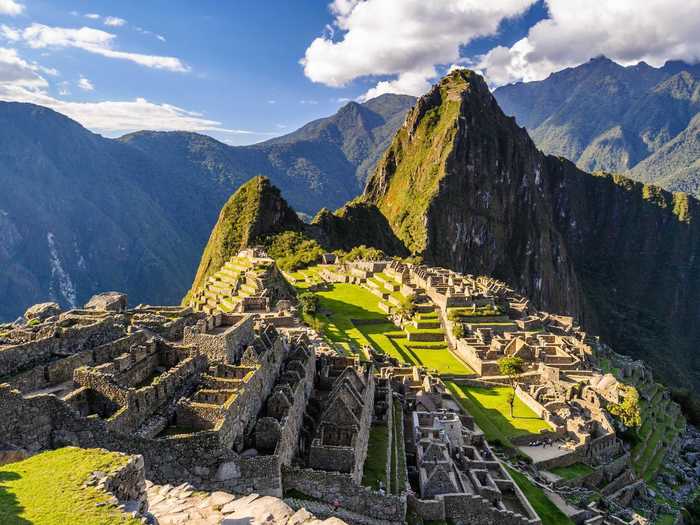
{"left": 0, "top": 95, "right": 412, "bottom": 320}
{"left": 494, "top": 56, "right": 700, "bottom": 197}
{"left": 359, "top": 69, "right": 700, "bottom": 390}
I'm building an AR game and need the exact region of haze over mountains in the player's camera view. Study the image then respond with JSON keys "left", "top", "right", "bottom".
{"left": 494, "top": 56, "right": 700, "bottom": 197}
{"left": 0, "top": 94, "right": 414, "bottom": 320}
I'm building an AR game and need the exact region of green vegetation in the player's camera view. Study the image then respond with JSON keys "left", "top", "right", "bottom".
{"left": 498, "top": 356, "right": 525, "bottom": 417}
{"left": 506, "top": 467, "right": 573, "bottom": 525}
{"left": 26, "top": 319, "right": 40, "bottom": 327}
{"left": 391, "top": 400, "right": 408, "bottom": 494}
{"left": 297, "top": 292, "right": 319, "bottom": 315}
{"left": 366, "top": 70, "right": 470, "bottom": 253}
{"left": 447, "top": 305, "right": 502, "bottom": 319}
{"left": 0, "top": 447, "right": 140, "bottom": 525}
{"left": 548, "top": 463, "right": 594, "bottom": 480}
{"left": 362, "top": 424, "right": 390, "bottom": 491}
{"left": 264, "top": 231, "right": 324, "bottom": 271}
{"left": 303, "top": 283, "right": 386, "bottom": 354}
{"left": 294, "top": 278, "right": 472, "bottom": 374}
{"left": 183, "top": 176, "right": 301, "bottom": 304}
{"left": 337, "top": 245, "right": 385, "bottom": 262}
{"left": 446, "top": 382, "right": 551, "bottom": 446}
{"left": 607, "top": 385, "right": 642, "bottom": 429}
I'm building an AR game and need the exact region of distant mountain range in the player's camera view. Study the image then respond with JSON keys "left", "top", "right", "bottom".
{"left": 494, "top": 56, "right": 700, "bottom": 197}
{"left": 0, "top": 94, "right": 414, "bottom": 319}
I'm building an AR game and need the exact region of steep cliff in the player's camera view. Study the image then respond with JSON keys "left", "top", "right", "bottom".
{"left": 183, "top": 176, "right": 303, "bottom": 303}
{"left": 364, "top": 69, "right": 700, "bottom": 388}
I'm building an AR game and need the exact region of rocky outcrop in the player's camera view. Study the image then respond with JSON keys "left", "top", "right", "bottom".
{"left": 84, "top": 292, "right": 128, "bottom": 312}
{"left": 363, "top": 69, "right": 700, "bottom": 389}
{"left": 24, "top": 302, "right": 61, "bottom": 322}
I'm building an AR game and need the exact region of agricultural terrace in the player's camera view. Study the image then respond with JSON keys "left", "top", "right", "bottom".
{"left": 289, "top": 267, "right": 473, "bottom": 375}
{"left": 446, "top": 382, "right": 552, "bottom": 447}
{"left": 0, "top": 447, "right": 141, "bottom": 525}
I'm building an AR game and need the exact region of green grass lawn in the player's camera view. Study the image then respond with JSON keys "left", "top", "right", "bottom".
{"left": 548, "top": 463, "right": 594, "bottom": 480}
{"left": 300, "top": 283, "right": 474, "bottom": 375}
{"left": 446, "top": 382, "right": 552, "bottom": 445}
{"left": 362, "top": 424, "right": 390, "bottom": 491}
{"left": 506, "top": 467, "right": 573, "bottom": 525}
{"left": 357, "top": 322, "right": 474, "bottom": 375}
{"left": 0, "top": 447, "right": 141, "bottom": 525}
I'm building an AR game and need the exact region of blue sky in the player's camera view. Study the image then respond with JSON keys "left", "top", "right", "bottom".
{"left": 1, "top": 0, "right": 698, "bottom": 145}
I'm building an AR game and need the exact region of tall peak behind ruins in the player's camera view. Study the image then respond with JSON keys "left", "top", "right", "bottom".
{"left": 362, "top": 69, "right": 700, "bottom": 390}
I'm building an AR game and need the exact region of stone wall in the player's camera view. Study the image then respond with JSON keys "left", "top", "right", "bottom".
{"left": 282, "top": 466, "right": 406, "bottom": 522}
{"left": 0, "top": 317, "right": 126, "bottom": 379}
{"left": 182, "top": 314, "right": 254, "bottom": 364}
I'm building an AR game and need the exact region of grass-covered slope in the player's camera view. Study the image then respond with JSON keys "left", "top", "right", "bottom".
{"left": 363, "top": 74, "right": 466, "bottom": 254}
{"left": 363, "top": 68, "right": 700, "bottom": 391}
{"left": 0, "top": 447, "right": 140, "bottom": 525}
{"left": 183, "top": 176, "right": 303, "bottom": 303}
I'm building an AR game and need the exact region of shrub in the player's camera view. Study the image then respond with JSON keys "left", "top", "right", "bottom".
{"left": 339, "top": 245, "right": 385, "bottom": 262}
{"left": 607, "top": 385, "right": 642, "bottom": 429}
{"left": 298, "top": 292, "right": 319, "bottom": 315}
{"left": 27, "top": 318, "right": 40, "bottom": 327}
{"left": 452, "top": 322, "right": 465, "bottom": 338}
{"left": 263, "top": 231, "right": 324, "bottom": 271}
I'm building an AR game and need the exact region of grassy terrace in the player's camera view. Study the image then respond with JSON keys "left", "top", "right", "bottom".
{"left": 506, "top": 467, "right": 573, "bottom": 525}
{"left": 0, "top": 447, "right": 141, "bottom": 525}
{"left": 446, "top": 382, "right": 551, "bottom": 446}
{"left": 362, "top": 424, "right": 390, "bottom": 491}
{"left": 291, "top": 269, "right": 473, "bottom": 374}
{"left": 549, "top": 463, "right": 594, "bottom": 480}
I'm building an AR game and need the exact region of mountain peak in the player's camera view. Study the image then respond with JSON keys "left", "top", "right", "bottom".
{"left": 183, "top": 176, "right": 302, "bottom": 303}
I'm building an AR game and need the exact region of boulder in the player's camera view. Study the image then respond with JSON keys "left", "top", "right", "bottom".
{"left": 85, "top": 292, "right": 128, "bottom": 312}
{"left": 24, "top": 302, "right": 61, "bottom": 322}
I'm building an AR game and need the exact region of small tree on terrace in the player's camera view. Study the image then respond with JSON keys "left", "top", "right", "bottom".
{"left": 396, "top": 294, "right": 416, "bottom": 320}
{"left": 498, "top": 356, "right": 525, "bottom": 417}
{"left": 298, "top": 292, "right": 319, "bottom": 316}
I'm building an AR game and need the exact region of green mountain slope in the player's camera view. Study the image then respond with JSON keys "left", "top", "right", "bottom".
{"left": 364, "top": 69, "right": 700, "bottom": 390}
{"left": 494, "top": 57, "right": 700, "bottom": 195}
{"left": 183, "top": 176, "right": 302, "bottom": 303}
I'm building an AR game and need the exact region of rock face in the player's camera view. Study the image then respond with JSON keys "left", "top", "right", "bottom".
{"left": 24, "top": 302, "right": 61, "bottom": 321}
{"left": 363, "top": 69, "right": 700, "bottom": 389}
{"left": 84, "top": 292, "right": 128, "bottom": 312}
{"left": 184, "top": 176, "right": 303, "bottom": 303}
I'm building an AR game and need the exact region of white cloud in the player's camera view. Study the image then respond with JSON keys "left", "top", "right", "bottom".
{"left": 267, "top": 99, "right": 276, "bottom": 104}
{"left": 301, "top": 0, "right": 535, "bottom": 98}
{"left": 0, "top": 0, "right": 24, "bottom": 16}
{"left": 0, "top": 47, "right": 48, "bottom": 88}
{"left": 84, "top": 13, "right": 101, "bottom": 20}
{"left": 103, "top": 17, "right": 126, "bottom": 27}
{"left": 299, "top": 99, "right": 318, "bottom": 104}
{"left": 478, "top": 0, "right": 700, "bottom": 86}
{"left": 2, "top": 23, "right": 189, "bottom": 72}
{"left": 77, "top": 76, "right": 93, "bottom": 91}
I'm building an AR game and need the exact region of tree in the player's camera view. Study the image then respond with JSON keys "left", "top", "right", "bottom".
{"left": 452, "top": 322, "right": 465, "bottom": 339}
{"left": 298, "top": 292, "right": 319, "bottom": 316}
{"left": 607, "top": 385, "right": 642, "bottom": 429}
{"left": 498, "top": 356, "right": 525, "bottom": 417}
{"left": 396, "top": 294, "right": 416, "bottom": 319}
